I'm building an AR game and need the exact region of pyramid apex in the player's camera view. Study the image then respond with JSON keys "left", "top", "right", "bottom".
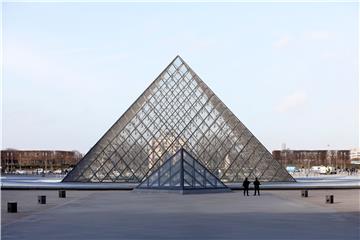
{"left": 173, "top": 55, "right": 182, "bottom": 61}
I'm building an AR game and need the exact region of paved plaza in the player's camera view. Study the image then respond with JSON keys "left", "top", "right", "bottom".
{"left": 2, "top": 189, "right": 359, "bottom": 239}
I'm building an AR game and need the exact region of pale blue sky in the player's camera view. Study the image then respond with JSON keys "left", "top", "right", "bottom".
{"left": 2, "top": 2, "right": 359, "bottom": 153}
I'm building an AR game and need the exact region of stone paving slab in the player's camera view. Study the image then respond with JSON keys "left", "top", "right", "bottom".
{"left": 1, "top": 190, "right": 359, "bottom": 239}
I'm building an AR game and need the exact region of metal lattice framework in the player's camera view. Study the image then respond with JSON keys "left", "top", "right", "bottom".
{"left": 63, "top": 56, "right": 295, "bottom": 183}
{"left": 137, "top": 148, "right": 230, "bottom": 191}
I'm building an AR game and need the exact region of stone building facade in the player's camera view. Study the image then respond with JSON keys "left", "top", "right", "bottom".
{"left": 1, "top": 149, "right": 82, "bottom": 172}
{"left": 272, "top": 150, "right": 351, "bottom": 169}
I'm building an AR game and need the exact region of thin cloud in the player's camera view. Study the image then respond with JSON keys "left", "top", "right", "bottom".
{"left": 304, "top": 30, "right": 332, "bottom": 40}
{"left": 4, "top": 41, "right": 104, "bottom": 92}
{"left": 275, "top": 91, "right": 308, "bottom": 113}
{"left": 321, "top": 51, "right": 338, "bottom": 60}
{"left": 273, "top": 36, "right": 290, "bottom": 49}
{"left": 5, "top": 42, "right": 80, "bottom": 85}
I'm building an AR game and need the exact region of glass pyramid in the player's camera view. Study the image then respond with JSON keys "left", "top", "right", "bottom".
{"left": 63, "top": 56, "right": 295, "bottom": 183}
{"left": 136, "top": 148, "right": 230, "bottom": 193}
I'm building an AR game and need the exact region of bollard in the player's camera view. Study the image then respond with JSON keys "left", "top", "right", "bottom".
{"left": 7, "top": 202, "right": 17, "bottom": 213}
{"left": 38, "top": 195, "right": 46, "bottom": 204}
{"left": 301, "top": 190, "right": 308, "bottom": 198}
{"left": 59, "top": 190, "right": 66, "bottom": 198}
{"left": 326, "top": 195, "right": 334, "bottom": 204}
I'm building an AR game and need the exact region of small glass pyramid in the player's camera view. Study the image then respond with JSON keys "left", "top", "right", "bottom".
{"left": 136, "top": 148, "right": 231, "bottom": 193}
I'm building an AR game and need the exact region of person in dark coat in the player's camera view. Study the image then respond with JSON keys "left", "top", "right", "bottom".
{"left": 253, "top": 177, "right": 261, "bottom": 196}
{"left": 242, "top": 178, "right": 250, "bottom": 196}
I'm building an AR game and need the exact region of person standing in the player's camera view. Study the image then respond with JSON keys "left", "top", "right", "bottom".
{"left": 253, "top": 177, "right": 261, "bottom": 196}
{"left": 242, "top": 177, "right": 250, "bottom": 196}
